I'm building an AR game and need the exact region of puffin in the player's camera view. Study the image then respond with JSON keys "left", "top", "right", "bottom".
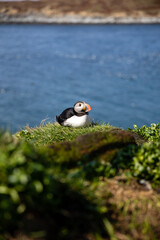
{"left": 56, "top": 101, "right": 92, "bottom": 127}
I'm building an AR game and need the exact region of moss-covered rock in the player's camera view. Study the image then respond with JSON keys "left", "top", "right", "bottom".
{"left": 49, "top": 129, "right": 137, "bottom": 166}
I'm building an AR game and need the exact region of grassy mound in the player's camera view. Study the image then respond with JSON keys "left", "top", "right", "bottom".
{"left": 16, "top": 123, "right": 113, "bottom": 146}
{"left": 0, "top": 123, "right": 160, "bottom": 240}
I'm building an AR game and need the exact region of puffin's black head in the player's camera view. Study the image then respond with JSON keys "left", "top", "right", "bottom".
{"left": 74, "top": 101, "right": 91, "bottom": 113}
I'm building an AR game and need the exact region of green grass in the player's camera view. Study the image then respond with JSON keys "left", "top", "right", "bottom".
{"left": 16, "top": 122, "right": 114, "bottom": 146}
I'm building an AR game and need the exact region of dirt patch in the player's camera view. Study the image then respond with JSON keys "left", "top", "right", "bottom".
{"left": 99, "top": 177, "right": 160, "bottom": 240}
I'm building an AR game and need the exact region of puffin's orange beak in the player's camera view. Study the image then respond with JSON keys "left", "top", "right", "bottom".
{"left": 85, "top": 103, "right": 92, "bottom": 112}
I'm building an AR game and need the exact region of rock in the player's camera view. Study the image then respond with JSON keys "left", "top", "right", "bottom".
{"left": 139, "top": 179, "right": 152, "bottom": 191}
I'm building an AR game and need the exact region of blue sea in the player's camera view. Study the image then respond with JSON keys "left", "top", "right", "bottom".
{"left": 0, "top": 24, "right": 160, "bottom": 133}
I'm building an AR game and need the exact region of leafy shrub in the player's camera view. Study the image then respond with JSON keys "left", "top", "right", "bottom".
{"left": 112, "top": 142, "right": 160, "bottom": 185}
{"left": 129, "top": 123, "right": 160, "bottom": 142}
{"left": 0, "top": 132, "right": 51, "bottom": 232}
{"left": 132, "top": 142, "right": 160, "bottom": 184}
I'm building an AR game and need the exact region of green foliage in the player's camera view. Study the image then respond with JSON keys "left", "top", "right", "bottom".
{"left": 129, "top": 123, "right": 160, "bottom": 142}
{"left": 112, "top": 142, "right": 160, "bottom": 185}
{"left": 114, "top": 123, "right": 160, "bottom": 184}
{"left": 132, "top": 142, "right": 160, "bottom": 183}
{"left": 1, "top": 122, "right": 160, "bottom": 239}
{"left": 0, "top": 132, "right": 50, "bottom": 232}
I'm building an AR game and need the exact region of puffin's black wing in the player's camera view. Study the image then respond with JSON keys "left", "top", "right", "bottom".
{"left": 56, "top": 108, "right": 75, "bottom": 125}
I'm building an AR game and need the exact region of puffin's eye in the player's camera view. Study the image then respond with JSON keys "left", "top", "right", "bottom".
{"left": 79, "top": 104, "right": 81, "bottom": 107}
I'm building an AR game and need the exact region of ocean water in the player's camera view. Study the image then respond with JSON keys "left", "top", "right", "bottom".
{"left": 0, "top": 24, "right": 160, "bottom": 133}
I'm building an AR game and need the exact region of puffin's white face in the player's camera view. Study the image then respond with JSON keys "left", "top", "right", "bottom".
{"left": 74, "top": 101, "right": 91, "bottom": 113}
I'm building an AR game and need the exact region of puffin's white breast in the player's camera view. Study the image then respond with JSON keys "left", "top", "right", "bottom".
{"left": 63, "top": 114, "right": 92, "bottom": 127}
